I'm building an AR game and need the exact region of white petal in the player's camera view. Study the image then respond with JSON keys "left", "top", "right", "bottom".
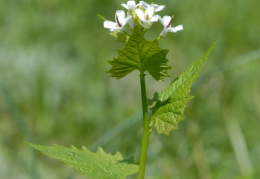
{"left": 139, "top": 1, "right": 149, "bottom": 9}
{"left": 121, "top": 3, "right": 129, "bottom": 9}
{"left": 159, "top": 16, "right": 164, "bottom": 25}
{"left": 104, "top": 20, "right": 117, "bottom": 29}
{"left": 115, "top": 10, "right": 126, "bottom": 24}
{"left": 135, "top": 9, "right": 145, "bottom": 21}
{"left": 154, "top": 5, "right": 165, "bottom": 12}
{"left": 150, "top": 15, "right": 159, "bottom": 22}
{"left": 168, "top": 25, "right": 183, "bottom": 33}
{"left": 127, "top": 0, "right": 136, "bottom": 9}
{"left": 122, "top": 15, "right": 132, "bottom": 26}
{"left": 146, "top": 6, "right": 155, "bottom": 18}
{"left": 110, "top": 27, "right": 123, "bottom": 32}
{"left": 162, "top": 16, "right": 172, "bottom": 26}
{"left": 175, "top": 25, "right": 184, "bottom": 31}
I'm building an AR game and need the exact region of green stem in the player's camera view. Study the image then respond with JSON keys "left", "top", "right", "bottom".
{"left": 138, "top": 72, "right": 150, "bottom": 179}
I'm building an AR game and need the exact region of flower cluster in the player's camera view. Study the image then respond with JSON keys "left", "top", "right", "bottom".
{"left": 103, "top": 0, "right": 183, "bottom": 37}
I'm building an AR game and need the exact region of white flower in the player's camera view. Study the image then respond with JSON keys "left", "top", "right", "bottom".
{"left": 103, "top": 10, "right": 131, "bottom": 32}
{"left": 159, "top": 15, "right": 183, "bottom": 36}
{"left": 121, "top": 0, "right": 139, "bottom": 11}
{"left": 135, "top": 6, "right": 159, "bottom": 28}
{"left": 139, "top": 1, "right": 165, "bottom": 12}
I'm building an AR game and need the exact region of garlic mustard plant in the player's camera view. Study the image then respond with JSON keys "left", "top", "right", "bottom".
{"left": 27, "top": 1, "right": 215, "bottom": 179}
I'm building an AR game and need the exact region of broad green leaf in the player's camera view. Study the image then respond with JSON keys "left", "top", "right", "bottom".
{"left": 107, "top": 26, "right": 171, "bottom": 81}
{"left": 26, "top": 143, "right": 139, "bottom": 179}
{"left": 150, "top": 42, "right": 216, "bottom": 135}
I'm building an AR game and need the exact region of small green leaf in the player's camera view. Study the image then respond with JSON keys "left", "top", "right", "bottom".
{"left": 150, "top": 42, "right": 216, "bottom": 135}
{"left": 109, "top": 31, "right": 129, "bottom": 43}
{"left": 26, "top": 143, "right": 139, "bottom": 179}
{"left": 107, "top": 26, "right": 171, "bottom": 81}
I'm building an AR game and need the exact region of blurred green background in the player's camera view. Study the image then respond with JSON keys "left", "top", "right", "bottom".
{"left": 0, "top": 0, "right": 259, "bottom": 178}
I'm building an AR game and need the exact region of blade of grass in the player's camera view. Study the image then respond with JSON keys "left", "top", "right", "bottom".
{"left": 194, "top": 48, "right": 260, "bottom": 87}
{"left": 0, "top": 79, "right": 39, "bottom": 179}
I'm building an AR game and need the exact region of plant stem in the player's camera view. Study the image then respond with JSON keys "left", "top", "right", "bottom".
{"left": 138, "top": 72, "right": 150, "bottom": 179}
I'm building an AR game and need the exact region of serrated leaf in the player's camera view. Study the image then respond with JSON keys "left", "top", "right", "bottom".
{"left": 26, "top": 143, "right": 139, "bottom": 179}
{"left": 107, "top": 26, "right": 171, "bottom": 81}
{"left": 150, "top": 42, "right": 216, "bottom": 135}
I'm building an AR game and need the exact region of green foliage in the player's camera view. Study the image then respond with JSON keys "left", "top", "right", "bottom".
{"left": 109, "top": 31, "right": 129, "bottom": 43}
{"left": 25, "top": 143, "right": 139, "bottom": 179}
{"left": 150, "top": 42, "right": 216, "bottom": 135}
{"left": 107, "top": 26, "right": 171, "bottom": 81}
